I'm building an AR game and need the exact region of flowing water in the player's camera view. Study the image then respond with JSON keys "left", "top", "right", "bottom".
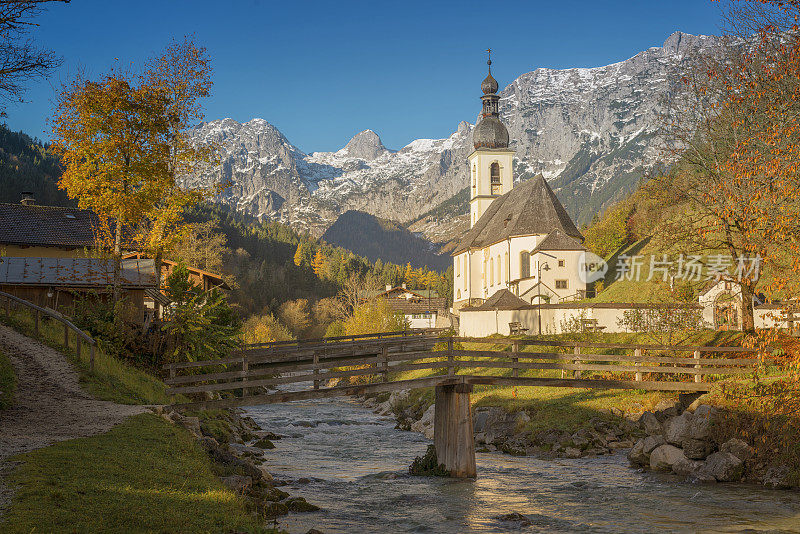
{"left": 245, "top": 397, "right": 800, "bottom": 534}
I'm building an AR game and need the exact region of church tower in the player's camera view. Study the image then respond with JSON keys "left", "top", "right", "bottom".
{"left": 469, "top": 51, "right": 514, "bottom": 228}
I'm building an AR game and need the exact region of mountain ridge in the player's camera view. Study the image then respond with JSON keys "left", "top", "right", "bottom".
{"left": 187, "top": 30, "right": 723, "bottom": 242}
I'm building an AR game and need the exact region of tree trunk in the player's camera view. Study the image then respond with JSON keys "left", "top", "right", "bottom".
{"left": 153, "top": 250, "right": 162, "bottom": 328}
{"left": 739, "top": 283, "right": 756, "bottom": 332}
{"left": 113, "top": 217, "right": 122, "bottom": 302}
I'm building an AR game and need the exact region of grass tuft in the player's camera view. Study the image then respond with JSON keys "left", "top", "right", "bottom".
{"left": 0, "top": 348, "right": 15, "bottom": 410}
{"left": 3, "top": 413, "right": 275, "bottom": 533}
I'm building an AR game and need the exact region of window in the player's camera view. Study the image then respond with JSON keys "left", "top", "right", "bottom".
{"left": 490, "top": 162, "right": 502, "bottom": 195}
{"left": 483, "top": 259, "right": 487, "bottom": 286}
{"left": 504, "top": 252, "right": 509, "bottom": 282}
{"left": 490, "top": 162, "right": 501, "bottom": 183}
{"left": 520, "top": 251, "right": 530, "bottom": 279}
{"left": 555, "top": 280, "right": 568, "bottom": 290}
{"left": 457, "top": 289, "right": 461, "bottom": 300}
{"left": 490, "top": 258, "right": 494, "bottom": 286}
{"left": 724, "top": 281, "right": 732, "bottom": 290}
{"left": 497, "top": 255, "right": 501, "bottom": 285}
{"left": 558, "top": 259, "right": 565, "bottom": 267}
{"left": 456, "top": 257, "right": 460, "bottom": 277}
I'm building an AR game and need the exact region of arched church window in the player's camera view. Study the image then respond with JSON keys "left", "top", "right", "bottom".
{"left": 496, "top": 255, "right": 501, "bottom": 285}
{"left": 490, "top": 162, "right": 502, "bottom": 195}
{"left": 520, "top": 251, "right": 530, "bottom": 279}
{"left": 490, "top": 258, "right": 494, "bottom": 286}
{"left": 490, "top": 162, "right": 501, "bottom": 184}
{"left": 504, "top": 252, "right": 509, "bottom": 282}
{"left": 457, "top": 289, "right": 461, "bottom": 300}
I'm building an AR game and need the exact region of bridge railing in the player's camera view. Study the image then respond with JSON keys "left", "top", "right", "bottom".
{"left": 0, "top": 290, "right": 97, "bottom": 370}
{"left": 163, "top": 333, "right": 766, "bottom": 401}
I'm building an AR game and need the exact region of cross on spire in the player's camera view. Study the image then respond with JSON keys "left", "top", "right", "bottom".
{"left": 486, "top": 48, "right": 492, "bottom": 72}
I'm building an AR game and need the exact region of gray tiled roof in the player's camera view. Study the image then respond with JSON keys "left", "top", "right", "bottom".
{"left": 466, "top": 289, "right": 532, "bottom": 311}
{"left": 0, "top": 257, "right": 157, "bottom": 289}
{"left": 0, "top": 203, "right": 99, "bottom": 248}
{"left": 533, "top": 228, "right": 586, "bottom": 253}
{"left": 453, "top": 175, "right": 584, "bottom": 255}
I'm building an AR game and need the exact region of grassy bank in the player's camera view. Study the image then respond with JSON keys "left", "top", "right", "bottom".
{"left": 0, "top": 348, "right": 15, "bottom": 409}
{"left": 3, "top": 413, "right": 274, "bottom": 533}
{"left": 390, "top": 331, "right": 753, "bottom": 434}
{"left": 0, "top": 307, "right": 175, "bottom": 405}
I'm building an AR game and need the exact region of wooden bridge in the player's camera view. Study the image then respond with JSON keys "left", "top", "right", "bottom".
{"left": 164, "top": 332, "right": 763, "bottom": 477}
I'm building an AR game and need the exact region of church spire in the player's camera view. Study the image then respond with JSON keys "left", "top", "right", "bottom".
{"left": 473, "top": 49, "right": 508, "bottom": 149}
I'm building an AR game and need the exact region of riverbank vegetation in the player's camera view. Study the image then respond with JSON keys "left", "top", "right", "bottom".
{"left": 3, "top": 413, "right": 275, "bottom": 533}
{"left": 0, "top": 306, "right": 173, "bottom": 405}
{"left": 0, "top": 348, "right": 14, "bottom": 409}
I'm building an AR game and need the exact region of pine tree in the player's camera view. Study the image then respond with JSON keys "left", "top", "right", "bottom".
{"left": 312, "top": 248, "right": 326, "bottom": 276}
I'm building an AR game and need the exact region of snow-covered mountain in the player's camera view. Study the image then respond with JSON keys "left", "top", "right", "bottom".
{"left": 189, "top": 31, "right": 722, "bottom": 239}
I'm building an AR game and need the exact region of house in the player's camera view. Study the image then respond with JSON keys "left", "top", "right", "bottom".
{"left": 0, "top": 256, "right": 157, "bottom": 321}
{"left": 452, "top": 61, "right": 587, "bottom": 312}
{"left": 0, "top": 195, "right": 101, "bottom": 257}
{"left": 365, "top": 285, "right": 446, "bottom": 330}
{"left": 698, "top": 278, "right": 794, "bottom": 331}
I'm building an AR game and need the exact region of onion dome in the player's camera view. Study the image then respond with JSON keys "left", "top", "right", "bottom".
{"left": 473, "top": 116, "right": 509, "bottom": 149}
{"left": 481, "top": 72, "right": 498, "bottom": 94}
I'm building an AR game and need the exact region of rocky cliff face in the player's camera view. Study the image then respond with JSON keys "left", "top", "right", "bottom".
{"left": 189, "top": 31, "right": 723, "bottom": 239}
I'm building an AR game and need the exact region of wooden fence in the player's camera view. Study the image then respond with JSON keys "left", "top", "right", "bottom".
{"left": 164, "top": 333, "right": 764, "bottom": 401}
{"left": 0, "top": 290, "right": 97, "bottom": 370}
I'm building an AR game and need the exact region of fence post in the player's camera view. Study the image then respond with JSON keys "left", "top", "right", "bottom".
{"left": 89, "top": 342, "right": 95, "bottom": 372}
{"left": 634, "top": 348, "right": 642, "bottom": 382}
{"left": 512, "top": 340, "right": 519, "bottom": 378}
{"left": 63, "top": 323, "right": 69, "bottom": 348}
{"left": 573, "top": 345, "right": 581, "bottom": 379}
{"left": 241, "top": 351, "right": 249, "bottom": 396}
{"left": 381, "top": 343, "right": 389, "bottom": 382}
{"left": 313, "top": 350, "right": 320, "bottom": 390}
{"left": 694, "top": 349, "right": 701, "bottom": 383}
{"left": 447, "top": 337, "right": 455, "bottom": 376}
{"left": 34, "top": 309, "right": 39, "bottom": 335}
{"left": 76, "top": 335, "right": 82, "bottom": 362}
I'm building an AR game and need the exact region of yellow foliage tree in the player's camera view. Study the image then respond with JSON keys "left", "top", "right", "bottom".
{"left": 312, "top": 248, "right": 326, "bottom": 276}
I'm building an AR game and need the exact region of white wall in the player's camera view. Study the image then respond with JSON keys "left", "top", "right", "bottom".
{"left": 406, "top": 312, "right": 437, "bottom": 330}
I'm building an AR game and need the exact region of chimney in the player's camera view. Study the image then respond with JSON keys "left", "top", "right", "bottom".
{"left": 386, "top": 284, "right": 392, "bottom": 291}
{"left": 401, "top": 283, "right": 406, "bottom": 289}
{"left": 20, "top": 192, "right": 34, "bottom": 205}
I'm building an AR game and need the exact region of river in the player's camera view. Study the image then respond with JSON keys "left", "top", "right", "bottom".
{"left": 245, "top": 397, "right": 800, "bottom": 534}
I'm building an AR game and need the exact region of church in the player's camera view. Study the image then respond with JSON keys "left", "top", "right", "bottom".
{"left": 452, "top": 58, "right": 588, "bottom": 311}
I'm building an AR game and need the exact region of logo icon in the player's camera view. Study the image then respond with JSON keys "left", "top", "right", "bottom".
{"left": 578, "top": 251, "right": 608, "bottom": 284}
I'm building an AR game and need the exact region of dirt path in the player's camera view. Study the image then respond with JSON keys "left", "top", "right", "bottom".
{"left": 0, "top": 323, "right": 146, "bottom": 518}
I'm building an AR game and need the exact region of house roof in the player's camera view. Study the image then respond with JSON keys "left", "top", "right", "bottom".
{"left": 466, "top": 289, "right": 533, "bottom": 311}
{"left": 0, "top": 257, "right": 157, "bottom": 289}
{"left": 384, "top": 296, "right": 447, "bottom": 314}
{"left": 532, "top": 228, "right": 586, "bottom": 253}
{"left": 0, "top": 202, "right": 100, "bottom": 248}
{"left": 453, "top": 175, "right": 584, "bottom": 255}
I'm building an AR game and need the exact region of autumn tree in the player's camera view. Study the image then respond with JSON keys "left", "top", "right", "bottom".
{"left": 52, "top": 38, "right": 216, "bottom": 298}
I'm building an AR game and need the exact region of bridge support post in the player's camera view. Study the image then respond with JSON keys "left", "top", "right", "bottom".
{"left": 433, "top": 382, "right": 476, "bottom": 478}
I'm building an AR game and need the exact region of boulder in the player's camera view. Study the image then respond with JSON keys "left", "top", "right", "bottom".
{"left": 700, "top": 452, "right": 744, "bottom": 482}
{"left": 253, "top": 437, "right": 276, "bottom": 449}
{"left": 664, "top": 412, "right": 693, "bottom": 446}
{"left": 719, "top": 438, "right": 753, "bottom": 462}
{"left": 687, "top": 405, "right": 716, "bottom": 440}
{"left": 564, "top": 447, "right": 582, "bottom": 458}
{"left": 410, "top": 404, "right": 435, "bottom": 439}
{"left": 472, "top": 407, "right": 528, "bottom": 445}
{"left": 682, "top": 438, "right": 714, "bottom": 460}
{"left": 220, "top": 475, "right": 252, "bottom": 493}
{"left": 494, "top": 512, "right": 532, "bottom": 527}
{"left": 642, "top": 434, "right": 666, "bottom": 454}
{"left": 638, "top": 411, "right": 663, "bottom": 435}
{"left": 180, "top": 416, "right": 202, "bottom": 438}
{"left": 628, "top": 439, "right": 649, "bottom": 466}
{"left": 286, "top": 497, "right": 321, "bottom": 512}
{"left": 570, "top": 433, "right": 590, "bottom": 449}
{"left": 673, "top": 457, "right": 703, "bottom": 477}
{"left": 653, "top": 399, "right": 681, "bottom": 420}
{"left": 763, "top": 465, "right": 794, "bottom": 489}
{"left": 650, "top": 444, "right": 687, "bottom": 471}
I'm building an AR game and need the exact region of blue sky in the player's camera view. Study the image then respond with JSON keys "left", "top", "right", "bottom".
{"left": 9, "top": 0, "right": 723, "bottom": 153}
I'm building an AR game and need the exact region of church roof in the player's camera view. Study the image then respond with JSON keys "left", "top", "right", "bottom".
{"left": 466, "top": 289, "right": 532, "bottom": 311}
{"left": 453, "top": 174, "right": 584, "bottom": 255}
{"left": 532, "top": 228, "right": 586, "bottom": 253}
